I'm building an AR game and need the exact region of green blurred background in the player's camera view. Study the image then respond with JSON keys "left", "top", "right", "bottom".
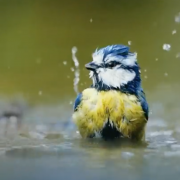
{"left": 0, "top": 0, "right": 180, "bottom": 105}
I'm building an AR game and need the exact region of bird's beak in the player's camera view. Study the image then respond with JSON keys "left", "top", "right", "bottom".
{"left": 85, "top": 62, "right": 97, "bottom": 71}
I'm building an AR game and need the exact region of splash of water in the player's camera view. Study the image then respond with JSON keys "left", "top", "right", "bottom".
{"left": 172, "top": 30, "right": 177, "bottom": 35}
{"left": 163, "top": 44, "right": 171, "bottom": 51}
{"left": 175, "top": 13, "right": 180, "bottom": 23}
{"left": 63, "top": 61, "right": 67, "bottom": 65}
{"left": 72, "top": 46, "right": 80, "bottom": 95}
{"left": 176, "top": 53, "right": 180, "bottom": 58}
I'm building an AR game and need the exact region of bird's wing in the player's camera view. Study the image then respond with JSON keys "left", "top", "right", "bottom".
{"left": 73, "top": 93, "right": 82, "bottom": 112}
{"left": 138, "top": 89, "right": 149, "bottom": 120}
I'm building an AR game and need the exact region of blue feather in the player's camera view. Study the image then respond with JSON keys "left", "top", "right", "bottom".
{"left": 73, "top": 93, "right": 82, "bottom": 111}
{"left": 104, "top": 44, "right": 129, "bottom": 55}
{"left": 94, "top": 44, "right": 129, "bottom": 60}
{"left": 138, "top": 89, "right": 149, "bottom": 120}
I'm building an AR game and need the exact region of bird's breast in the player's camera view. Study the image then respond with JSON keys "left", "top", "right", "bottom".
{"left": 72, "top": 88, "right": 147, "bottom": 139}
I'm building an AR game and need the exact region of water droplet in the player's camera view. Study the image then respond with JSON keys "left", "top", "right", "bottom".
{"left": 172, "top": 29, "right": 177, "bottom": 34}
{"left": 69, "top": 101, "right": 73, "bottom": 105}
{"left": 128, "top": 41, "right": 131, "bottom": 45}
{"left": 90, "top": 18, "right": 93, "bottom": 23}
{"left": 38, "top": 91, "right": 42, "bottom": 96}
{"left": 144, "top": 75, "right": 148, "bottom": 79}
{"left": 164, "top": 72, "right": 168, "bottom": 77}
{"left": 175, "top": 13, "right": 180, "bottom": 23}
{"left": 67, "top": 75, "right": 70, "bottom": 78}
{"left": 72, "top": 46, "right": 80, "bottom": 94}
{"left": 163, "top": 44, "right": 171, "bottom": 51}
{"left": 63, "top": 61, "right": 67, "bottom": 65}
{"left": 71, "top": 67, "right": 74, "bottom": 72}
{"left": 176, "top": 53, "right": 180, "bottom": 58}
{"left": 72, "top": 47, "right": 79, "bottom": 66}
{"left": 155, "top": 58, "right": 158, "bottom": 61}
{"left": 144, "top": 69, "right": 147, "bottom": 72}
{"left": 76, "top": 131, "right": 80, "bottom": 134}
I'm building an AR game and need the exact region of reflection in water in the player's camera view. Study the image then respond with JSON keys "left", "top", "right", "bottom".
{"left": 0, "top": 0, "right": 180, "bottom": 179}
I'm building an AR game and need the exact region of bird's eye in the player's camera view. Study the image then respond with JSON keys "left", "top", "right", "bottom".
{"left": 107, "top": 62, "right": 117, "bottom": 68}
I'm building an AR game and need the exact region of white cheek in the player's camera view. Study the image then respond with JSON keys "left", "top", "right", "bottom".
{"left": 96, "top": 68, "right": 104, "bottom": 74}
{"left": 98, "top": 68, "right": 136, "bottom": 88}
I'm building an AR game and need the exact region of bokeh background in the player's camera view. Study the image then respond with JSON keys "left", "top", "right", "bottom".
{"left": 0, "top": 0, "right": 180, "bottom": 102}
{"left": 0, "top": 0, "right": 180, "bottom": 180}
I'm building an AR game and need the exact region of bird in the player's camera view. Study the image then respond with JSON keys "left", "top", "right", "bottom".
{"left": 72, "top": 44, "right": 149, "bottom": 141}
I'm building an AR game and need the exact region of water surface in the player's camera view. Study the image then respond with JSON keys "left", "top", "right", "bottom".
{"left": 0, "top": 0, "right": 180, "bottom": 179}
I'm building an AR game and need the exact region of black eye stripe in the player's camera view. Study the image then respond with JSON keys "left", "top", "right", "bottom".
{"left": 106, "top": 61, "right": 120, "bottom": 68}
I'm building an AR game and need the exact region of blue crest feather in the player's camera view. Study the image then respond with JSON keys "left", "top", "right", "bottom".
{"left": 95, "top": 44, "right": 129, "bottom": 60}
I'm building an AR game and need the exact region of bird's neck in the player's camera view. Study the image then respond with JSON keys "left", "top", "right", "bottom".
{"left": 92, "top": 76, "right": 141, "bottom": 95}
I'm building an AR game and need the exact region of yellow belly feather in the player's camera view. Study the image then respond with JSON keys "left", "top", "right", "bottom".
{"left": 72, "top": 88, "right": 147, "bottom": 140}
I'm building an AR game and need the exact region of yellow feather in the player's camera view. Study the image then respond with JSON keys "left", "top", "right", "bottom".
{"left": 72, "top": 88, "right": 147, "bottom": 140}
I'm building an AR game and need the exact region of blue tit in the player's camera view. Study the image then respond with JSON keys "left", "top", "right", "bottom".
{"left": 72, "top": 44, "right": 149, "bottom": 141}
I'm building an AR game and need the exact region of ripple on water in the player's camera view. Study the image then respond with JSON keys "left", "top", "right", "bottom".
{"left": 148, "top": 118, "right": 167, "bottom": 128}
{"left": 121, "top": 152, "right": 134, "bottom": 159}
{"left": 149, "top": 130, "right": 173, "bottom": 137}
{"left": 170, "top": 144, "right": 180, "bottom": 149}
{"left": 164, "top": 151, "right": 180, "bottom": 157}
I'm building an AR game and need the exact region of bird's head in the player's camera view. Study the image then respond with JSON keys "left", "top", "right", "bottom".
{"left": 85, "top": 44, "right": 141, "bottom": 93}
